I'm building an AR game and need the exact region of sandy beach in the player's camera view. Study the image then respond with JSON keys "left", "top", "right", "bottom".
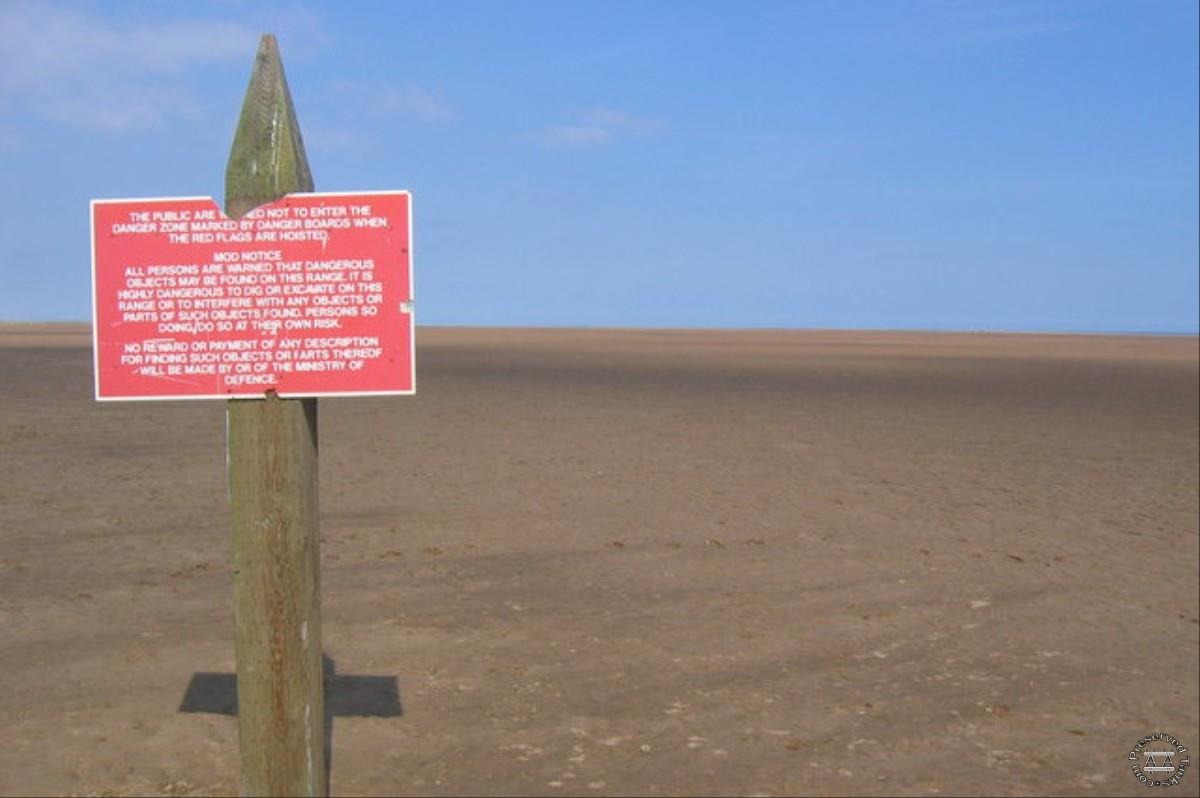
{"left": 1, "top": 325, "right": 1196, "bottom": 796}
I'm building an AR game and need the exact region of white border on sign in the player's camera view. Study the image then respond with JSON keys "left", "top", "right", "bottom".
{"left": 90, "top": 191, "right": 414, "bottom": 401}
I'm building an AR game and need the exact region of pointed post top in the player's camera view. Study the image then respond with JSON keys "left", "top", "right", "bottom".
{"left": 225, "top": 34, "right": 314, "bottom": 219}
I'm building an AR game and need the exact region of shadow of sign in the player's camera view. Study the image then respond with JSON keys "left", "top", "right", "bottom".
{"left": 179, "top": 655, "right": 401, "bottom": 792}
{"left": 179, "top": 659, "right": 403, "bottom": 718}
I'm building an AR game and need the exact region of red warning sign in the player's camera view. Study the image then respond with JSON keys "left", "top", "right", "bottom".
{"left": 91, "top": 191, "right": 413, "bottom": 401}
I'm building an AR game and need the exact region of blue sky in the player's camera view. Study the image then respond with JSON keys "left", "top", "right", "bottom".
{"left": 1, "top": 0, "right": 1197, "bottom": 332}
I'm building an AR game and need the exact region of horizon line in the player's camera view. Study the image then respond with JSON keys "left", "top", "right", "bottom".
{"left": 3, "top": 320, "right": 1197, "bottom": 339}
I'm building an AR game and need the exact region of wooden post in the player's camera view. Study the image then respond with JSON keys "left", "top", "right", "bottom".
{"left": 225, "top": 34, "right": 325, "bottom": 798}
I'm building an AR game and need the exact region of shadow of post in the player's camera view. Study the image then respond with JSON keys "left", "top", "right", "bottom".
{"left": 179, "top": 655, "right": 402, "bottom": 793}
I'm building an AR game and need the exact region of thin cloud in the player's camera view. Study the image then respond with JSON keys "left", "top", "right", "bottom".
{"left": 0, "top": 1, "right": 323, "bottom": 132}
{"left": 541, "top": 108, "right": 663, "bottom": 148}
{"left": 543, "top": 125, "right": 612, "bottom": 146}
{"left": 386, "top": 84, "right": 456, "bottom": 123}
{"left": 326, "top": 80, "right": 458, "bottom": 123}
{"left": 0, "top": 123, "right": 21, "bottom": 152}
{"left": 917, "top": 1, "right": 1078, "bottom": 47}
{"left": 579, "top": 108, "right": 663, "bottom": 136}
{"left": 38, "top": 84, "right": 204, "bottom": 132}
{"left": 0, "top": 2, "right": 257, "bottom": 87}
{"left": 304, "top": 125, "right": 366, "bottom": 155}
{"left": 375, "top": 84, "right": 457, "bottom": 123}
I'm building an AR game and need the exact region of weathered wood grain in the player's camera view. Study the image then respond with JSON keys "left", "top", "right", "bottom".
{"left": 225, "top": 34, "right": 325, "bottom": 798}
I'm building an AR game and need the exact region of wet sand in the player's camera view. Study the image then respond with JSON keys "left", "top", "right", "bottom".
{"left": 1, "top": 325, "right": 1196, "bottom": 796}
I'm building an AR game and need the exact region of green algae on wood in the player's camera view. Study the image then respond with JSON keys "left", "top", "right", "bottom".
{"left": 225, "top": 34, "right": 314, "bottom": 220}
{"left": 225, "top": 33, "right": 326, "bottom": 798}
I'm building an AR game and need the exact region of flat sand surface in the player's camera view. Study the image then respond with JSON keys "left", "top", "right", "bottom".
{"left": 1, "top": 325, "right": 1197, "bottom": 797}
